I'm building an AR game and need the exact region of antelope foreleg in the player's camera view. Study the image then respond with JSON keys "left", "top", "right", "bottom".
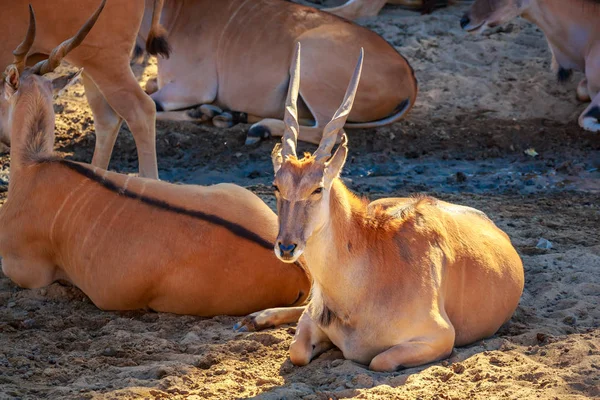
{"left": 579, "top": 93, "right": 600, "bottom": 133}
{"left": 234, "top": 306, "right": 306, "bottom": 332}
{"left": 289, "top": 310, "right": 334, "bottom": 366}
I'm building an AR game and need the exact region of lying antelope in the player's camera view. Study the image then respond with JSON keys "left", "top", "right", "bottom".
{"left": 318, "top": 0, "right": 449, "bottom": 20}
{"left": 0, "top": 8, "right": 310, "bottom": 317}
{"left": 0, "top": 0, "right": 170, "bottom": 179}
{"left": 461, "top": 0, "right": 600, "bottom": 133}
{"left": 139, "top": 0, "right": 417, "bottom": 145}
{"left": 235, "top": 44, "right": 524, "bottom": 371}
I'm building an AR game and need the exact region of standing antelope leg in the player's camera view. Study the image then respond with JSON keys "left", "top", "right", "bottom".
{"left": 579, "top": 56, "right": 600, "bottom": 132}
{"left": 234, "top": 306, "right": 306, "bottom": 332}
{"left": 289, "top": 311, "right": 334, "bottom": 366}
{"left": 83, "top": 74, "right": 123, "bottom": 171}
{"left": 84, "top": 60, "right": 159, "bottom": 179}
{"left": 577, "top": 78, "right": 590, "bottom": 102}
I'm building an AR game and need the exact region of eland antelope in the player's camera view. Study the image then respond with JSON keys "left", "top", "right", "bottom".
{"left": 0, "top": 0, "right": 170, "bottom": 179}
{"left": 0, "top": 8, "right": 310, "bottom": 317}
{"left": 138, "top": 0, "right": 417, "bottom": 145}
{"left": 235, "top": 43, "right": 524, "bottom": 371}
{"left": 461, "top": 0, "right": 600, "bottom": 133}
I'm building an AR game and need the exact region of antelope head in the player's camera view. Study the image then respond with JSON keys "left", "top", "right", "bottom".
{"left": 0, "top": 1, "right": 105, "bottom": 148}
{"left": 461, "top": 0, "right": 529, "bottom": 33}
{"left": 271, "top": 43, "right": 363, "bottom": 263}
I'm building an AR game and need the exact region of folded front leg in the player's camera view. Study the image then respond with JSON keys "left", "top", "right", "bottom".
{"left": 289, "top": 310, "right": 334, "bottom": 366}
{"left": 369, "top": 323, "right": 455, "bottom": 372}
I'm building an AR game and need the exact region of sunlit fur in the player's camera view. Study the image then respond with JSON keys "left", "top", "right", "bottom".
{"left": 238, "top": 40, "right": 524, "bottom": 370}
{"left": 0, "top": 65, "right": 310, "bottom": 318}
{"left": 138, "top": 0, "right": 417, "bottom": 144}
{"left": 0, "top": 0, "right": 169, "bottom": 179}
{"left": 463, "top": 0, "right": 600, "bottom": 132}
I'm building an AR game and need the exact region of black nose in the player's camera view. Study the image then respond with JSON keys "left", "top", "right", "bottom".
{"left": 460, "top": 14, "right": 470, "bottom": 29}
{"left": 278, "top": 242, "right": 297, "bottom": 257}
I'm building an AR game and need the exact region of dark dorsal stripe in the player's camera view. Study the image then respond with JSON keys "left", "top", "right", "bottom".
{"left": 57, "top": 160, "right": 275, "bottom": 250}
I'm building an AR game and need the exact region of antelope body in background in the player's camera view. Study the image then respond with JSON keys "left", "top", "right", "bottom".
{"left": 0, "top": 7, "right": 310, "bottom": 317}
{"left": 139, "top": 0, "right": 417, "bottom": 145}
{"left": 461, "top": 0, "right": 600, "bottom": 133}
{"left": 0, "top": 0, "right": 170, "bottom": 179}
{"left": 319, "top": 0, "right": 449, "bottom": 20}
{"left": 236, "top": 44, "right": 524, "bottom": 371}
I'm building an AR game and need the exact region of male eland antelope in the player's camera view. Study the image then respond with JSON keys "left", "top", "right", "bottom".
{"left": 0, "top": 0, "right": 170, "bottom": 179}
{"left": 138, "top": 0, "right": 417, "bottom": 145}
{"left": 235, "top": 44, "right": 524, "bottom": 371}
{"left": 0, "top": 8, "right": 310, "bottom": 317}
{"left": 461, "top": 0, "right": 600, "bottom": 133}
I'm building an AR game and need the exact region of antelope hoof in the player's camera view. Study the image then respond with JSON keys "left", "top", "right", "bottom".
{"left": 246, "top": 124, "right": 271, "bottom": 145}
{"left": 145, "top": 77, "right": 159, "bottom": 95}
{"left": 153, "top": 99, "right": 165, "bottom": 112}
{"left": 580, "top": 106, "right": 600, "bottom": 133}
{"left": 577, "top": 81, "right": 591, "bottom": 102}
{"left": 233, "top": 315, "right": 260, "bottom": 333}
{"left": 213, "top": 112, "right": 234, "bottom": 129}
{"left": 199, "top": 105, "right": 223, "bottom": 121}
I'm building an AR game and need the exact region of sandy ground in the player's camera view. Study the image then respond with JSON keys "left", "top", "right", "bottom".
{"left": 1, "top": 2, "right": 599, "bottom": 400}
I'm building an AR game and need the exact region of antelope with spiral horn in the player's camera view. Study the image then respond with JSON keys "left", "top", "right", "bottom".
{"left": 0, "top": 6, "right": 310, "bottom": 317}
{"left": 0, "top": 0, "right": 170, "bottom": 179}
{"left": 236, "top": 43, "right": 524, "bottom": 371}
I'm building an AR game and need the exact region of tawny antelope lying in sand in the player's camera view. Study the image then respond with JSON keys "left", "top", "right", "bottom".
{"left": 461, "top": 0, "right": 600, "bottom": 133}
{"left": 139, "top": 0, "right": 417, "bottom": 145}
{"left": 0, "top": 9, "right": 310, "bottom": 317}
{"left": 235, "top": 44, "right": 524, "bottom": 371}
{"left": 0, "top": 0, "right": 170, "bottom": 179}
{"left": 317, "top": 0, "right": 448, "bottom": 20}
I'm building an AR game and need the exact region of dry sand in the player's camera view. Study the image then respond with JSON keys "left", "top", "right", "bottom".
{"left": 1, "top": 2, "right": 599, "bottom": 399}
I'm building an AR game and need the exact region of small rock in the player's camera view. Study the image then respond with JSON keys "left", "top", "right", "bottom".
{"left": 452, "top": 363, "right": 465, "bottom": 374}
{"left": 331, "top": 359, "right": 344, "bottom": 367}
{"left": 562, "top": 316, "right": 576, "bottom": 326}
{"left": 536, "top": 238, "right": 552, "bottom": 249}
{"left": 21, "top": 319, "right": 36, "bottom": 329}
{"left": 352, "top": 374, "right": 374, "bottom": 388}
{"left": 455, "top": 172, "right": 467, "bottom": 183}
{"left": 39, "top": 289, "right": 47, "bottom": 296}
{"left": 101, "top": 347, "right": 117, "bottom": 357}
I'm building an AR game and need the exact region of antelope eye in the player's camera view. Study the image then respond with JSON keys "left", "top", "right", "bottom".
{"left": 312, "top": 187, "right": 323, "bottom": 195}
{"left": 272, "top": 185, "right": 280, "bottom": 193}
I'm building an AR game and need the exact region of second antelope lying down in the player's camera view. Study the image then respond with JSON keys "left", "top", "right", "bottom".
{"left": 139, "top": 0, "right": 417, "bottom": 145}
{"left": 236, "top": 44, "right": 524, "bottom": 371}
{"left": 462, "top": 0, "right": 600, "bottom": 133}
{"left": 0, "top": 10, "right": 310, "bottom": 316}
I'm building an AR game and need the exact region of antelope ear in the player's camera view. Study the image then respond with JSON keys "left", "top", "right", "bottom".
{"left": 52, "top": 69, "right": 83, "bottom": 98}
{"left": 272, "top": 143, "right": 284, "bottom": 175}
{"left": 3, "top": 66, "right": 20, "bottom": 100}
{"left": 324, "top": 133, "right": 348, "bottom": 183}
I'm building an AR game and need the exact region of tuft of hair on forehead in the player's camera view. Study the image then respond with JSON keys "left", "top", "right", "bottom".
{"left": 284, "top": 152, "right": 318, "bottom": 168}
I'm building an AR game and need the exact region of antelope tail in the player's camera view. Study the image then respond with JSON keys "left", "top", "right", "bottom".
{"left": 146, "top": 0, "right": 171, "bottom": 58}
